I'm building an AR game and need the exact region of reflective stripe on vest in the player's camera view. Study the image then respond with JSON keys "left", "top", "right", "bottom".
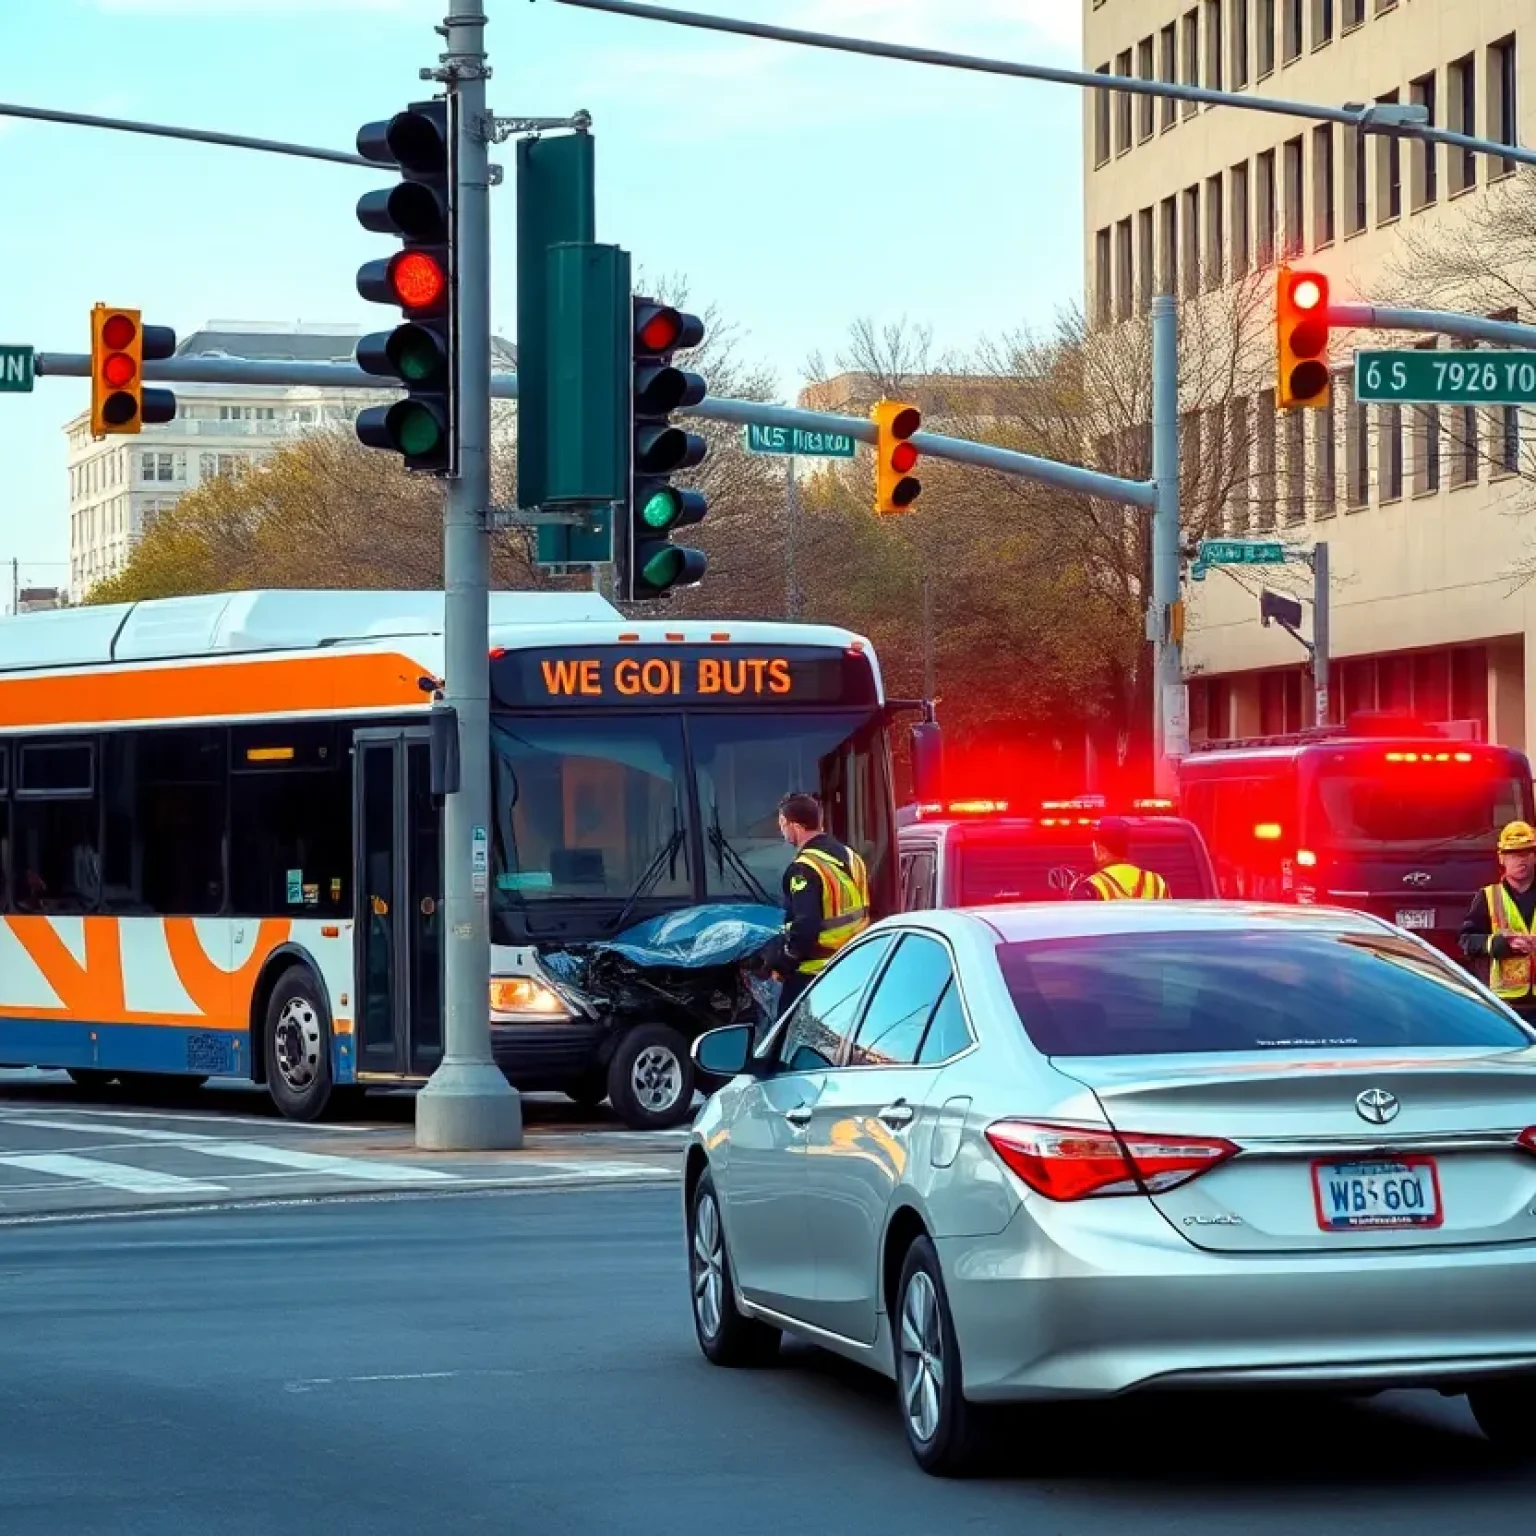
{"left": 1485, "top": 883, "right": 1534, "bottom": 999}
{"left": 1086, "top": 862, "right": 1170, "bottom": 901}
{"left": 791, "top": 845, "right": 872, "bottom": 975}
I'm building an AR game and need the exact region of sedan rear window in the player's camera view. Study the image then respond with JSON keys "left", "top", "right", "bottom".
{"left": 958, "top": 835, "right": 1210, "bottom": 904}
{"left": 997, "top": 930, "right": 1534, "bottom": 1056}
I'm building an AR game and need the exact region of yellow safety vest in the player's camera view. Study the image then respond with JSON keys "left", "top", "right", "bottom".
{"left": 1086, "top": 862, "right": 1170, "bottom": 901}
{"left": 1485, "top": 883, "right": 1534, "bottom": 999}
{"left": 789, "top": 845, "right": 872, "bottom": 975}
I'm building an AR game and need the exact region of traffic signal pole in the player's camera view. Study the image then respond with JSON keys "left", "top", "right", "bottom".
{"left": 414, "top": 2, "right": 523, "bottom": 1152}
{"left": 1150, "top": 296, "right": 1182, "bottom": 797}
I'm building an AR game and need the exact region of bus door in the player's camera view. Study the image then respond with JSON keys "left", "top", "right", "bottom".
{"left": 353, "top": 729, "right": 444, "bottom": 1079}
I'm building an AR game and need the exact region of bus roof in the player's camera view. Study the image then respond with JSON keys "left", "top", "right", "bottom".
{"left": 0, "top": 589, "right": 880, "bottom": 680}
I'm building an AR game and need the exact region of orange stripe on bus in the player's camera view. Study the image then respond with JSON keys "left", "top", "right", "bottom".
{"left": 0, "top": 652, "right": 428, "bottom": 730}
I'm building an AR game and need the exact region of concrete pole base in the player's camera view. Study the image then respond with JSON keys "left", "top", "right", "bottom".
{"left": 415, "top": 1061, "right": 524, "bottom": 1151}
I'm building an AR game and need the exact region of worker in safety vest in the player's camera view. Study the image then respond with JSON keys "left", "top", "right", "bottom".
{"left": 1459, "top": 820, "right": 1536, "bottom": 1021}
{"left": 1072, "top": 816, "right": 1170, "bottom": 901}
{"left": 762, "top": 791, "right": 872, "bottom": 1017}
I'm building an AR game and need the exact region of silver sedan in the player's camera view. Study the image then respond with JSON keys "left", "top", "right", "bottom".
{"left": 683, "top": 902, "right": 1536, "bottom": 1475}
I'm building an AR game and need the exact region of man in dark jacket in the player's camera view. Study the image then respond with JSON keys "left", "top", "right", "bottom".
{"left": 1459, "top": 820, "right": 1536, "bottom": 1022}
{"left": 760, "top": 791, "right": 871, "bottom": 1018}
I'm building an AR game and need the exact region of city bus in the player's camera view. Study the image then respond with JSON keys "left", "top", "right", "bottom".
{"left": 1178, "top": 716, "right": 1534, "bottom": 959}
{"left": 0, "top": 589, "right": 902, "bottom": 1127}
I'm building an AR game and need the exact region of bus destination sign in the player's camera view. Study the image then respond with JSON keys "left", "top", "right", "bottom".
{"left": 490, "top": 646, "right": 878, "bottom": 710}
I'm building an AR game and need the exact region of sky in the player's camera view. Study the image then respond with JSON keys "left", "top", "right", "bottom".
{"left": 0, "top": 0, "right": 1083, "bottom": 589}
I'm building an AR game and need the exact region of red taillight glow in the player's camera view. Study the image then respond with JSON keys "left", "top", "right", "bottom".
{"left": 1254, "top": 822, "right": 1283, "bottom": 840}
{"left": 984, "top": 1120, "right": 1239, "bottom": 1201}
{"left": 1517, "top": 1128, "right": 1536, "bottom": 1155}
{"left": 1296, "top": 848, "right": 1318, "bottom": 867}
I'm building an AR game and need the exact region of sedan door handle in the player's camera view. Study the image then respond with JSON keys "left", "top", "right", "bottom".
{"left": 878, "top": 1101, "right": 915, "bottom": 1130}
{"left": 783, "top": 1106, "right": 812, "bottom": 1128}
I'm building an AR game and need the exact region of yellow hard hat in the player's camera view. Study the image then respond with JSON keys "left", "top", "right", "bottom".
{"left": 1499, "top": 821, "right": 1536, "bottom": 853}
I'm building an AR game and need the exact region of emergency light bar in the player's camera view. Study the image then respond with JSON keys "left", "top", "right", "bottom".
{"left": 1384, "top": 751, "right": 1475, "bottom": 763}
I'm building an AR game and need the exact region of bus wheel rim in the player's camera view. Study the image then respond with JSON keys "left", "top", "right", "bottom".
{"left": 274, "top": 997, "right": 322, "bottom": 1092}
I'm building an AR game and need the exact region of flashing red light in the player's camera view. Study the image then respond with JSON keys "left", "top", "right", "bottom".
{"left": 102, "top": 353, "right": 137, "bottom": 388}
{"left": 890, "top": 441, "right": 919, "bottom": 474}
{"left": 639, "top": 310, "right": 682, "bottom": 351}
{"left": 1291, "top": 275, "right": 1324, "bottom": 311}
{"left": 984, "top": 1120, "right": 1238, "bottom": 1202}
{"left": 101, "top": 313, "right": 137, "bottom": 351}
{"left": 1133, "top": 797, "right": 1177, "bottom": 813}
{"left": 1384, "top": 750, "right": 1475, "bottom": 764}
{"left": 1041, "top": 796, "right": 1107, "bottom": 813}
{"left": 1296, "top": 848, "right": 1319, "bottom": 868}
{"left": 389, "top": 250, "right": 447, "bottom": 311}
{"left": 1254, "top": 822, "right": 1283, "bottom": 841}
{"left": 946, "top": 799, "right": 1009, "bottom": 816}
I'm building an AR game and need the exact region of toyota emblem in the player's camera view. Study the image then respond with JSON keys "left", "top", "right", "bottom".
{"left": 1355, "top": 1088, "right": 1400, "bottom": 1124}
{"left": 1402, "top": 871, "right": 1432, "bottom": 887}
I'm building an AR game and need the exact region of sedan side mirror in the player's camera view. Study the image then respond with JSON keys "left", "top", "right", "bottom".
{"left": 693, "top": 1024, "right": 756, "bottom": 1078}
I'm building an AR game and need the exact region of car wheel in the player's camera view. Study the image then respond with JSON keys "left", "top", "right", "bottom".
{"left": 264, "top": 968, "right": 335, "bottom": 1123}
{"left": 688, "top": 1170, "right": 780, "bottom": 1367}
{"left": 896, "top": 1237, "right": 993, "bottom": 1477}
{"left": 66, "top": 1069, "right": 117, "bottom": 1091}
{"left": 1468, "top": 1379, "right": 1536, "bottom": 1454}
{"left": 607, "top": 1024, "right": 695, "bottom": 1130}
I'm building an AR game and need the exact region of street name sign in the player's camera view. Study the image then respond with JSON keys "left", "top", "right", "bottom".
{"left": 1355, "top": 348, "right": 1536, "bottom": 406}
{"left": 0, "top": 346, "right": 34, "bottom": 394}
{"left": 1198, "top": 539, "right": 1286, "bottom": 566}
{"left": 744, "top": 423, "right": 856, "bottom": 458}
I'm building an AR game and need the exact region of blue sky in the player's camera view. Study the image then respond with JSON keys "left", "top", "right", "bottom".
{"left": 0, "top": 0, "right": 1082, "bottom": 588}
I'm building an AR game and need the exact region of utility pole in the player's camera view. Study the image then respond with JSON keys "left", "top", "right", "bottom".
{"left": 784, "top": 454, "right": 802, "bottom": 620}
{"left": 1311, "top": 541, "right": 1330, "bottom": 726}
{"left": 414, "top": 1, "right": 524, "bottom": 1152}
{"left": 1149, "top": 295, "right": 1183, "bottom": 796}
{"left": 9, "top": 558, "right": 17, "bottom": 617}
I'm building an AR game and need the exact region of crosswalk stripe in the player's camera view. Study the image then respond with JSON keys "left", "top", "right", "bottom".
{"left": 0, "top": 1153, "right": 226, "bottom": 1195}
{"left": 180, "top": 1141, "right": 458, "bottom": 1183}
{"left": 0, "top": 1117, "right": 197, "bottom": 1143}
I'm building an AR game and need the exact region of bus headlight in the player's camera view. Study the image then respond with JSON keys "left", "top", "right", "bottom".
{"left": 489, "top": 978, "right": 571, "bottom": 1019}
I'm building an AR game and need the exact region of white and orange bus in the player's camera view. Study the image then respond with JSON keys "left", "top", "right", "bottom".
{"left": 0, "top": 590, "right": 901, "bottom": 1128}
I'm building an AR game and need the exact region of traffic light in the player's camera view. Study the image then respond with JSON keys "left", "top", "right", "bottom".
{"left": 89, "top": 306, "right": 175, "bottom": 437}
{"left": 872, "top": 399, "right": 922, "bottom": 514}
{"left": 622, "top": 297, "right": 708, "bottom": 602}
{"left": 1276, "top": 267, "right": 1331, "bottom": 410}
{"left": 354, "top": 99, "right": 457, "bottom": 475}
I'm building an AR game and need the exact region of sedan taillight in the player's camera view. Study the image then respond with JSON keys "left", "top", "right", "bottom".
{"left": 1516, "top": 1128, "right": 1536, "bottom": 1155}
{"left": 984, "top": 1119, "right": 1239, "bottom": 1202}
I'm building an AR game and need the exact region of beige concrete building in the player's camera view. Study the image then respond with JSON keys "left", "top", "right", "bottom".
{"left": 1083, "top": 0, "right": 1532, "bottom": 751}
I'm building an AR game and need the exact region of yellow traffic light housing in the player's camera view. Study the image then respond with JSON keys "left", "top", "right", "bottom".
{"left": 872, "top": 398, "right": 922, "bottom": 515}
{"left": 90, "top": 304, "right": 177, "bottom": 438}
{"left": 1276, "top": 267, "right": 1331, "bottom": 410}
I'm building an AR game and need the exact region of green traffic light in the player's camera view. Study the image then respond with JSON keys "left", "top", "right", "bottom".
{"left": 394, "top": 402, "right": 443, "bottom": 457}
{"left": 641, "top": 487, "right": 682, "bottom": 530}
{"left": 641, "top": 546, "right": 686, "bottom": 590}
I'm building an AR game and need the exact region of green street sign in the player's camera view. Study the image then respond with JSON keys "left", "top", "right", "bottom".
{"left": 0, "top": 345, "right": 34, "bottom": 394}
{"left": 1199, "top": 539, "right": 1286, "bottom": 566}
{"left": 1355, "top": 348, "right": 1536, "bottom": 406}
{"left": 744, "top": 423, "right": 856, "bottom": 458}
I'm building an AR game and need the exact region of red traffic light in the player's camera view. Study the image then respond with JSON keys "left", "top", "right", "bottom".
{"left": 639, "top": 309, "right": 682, "bottom": 351}
{"left": 102, "top": 352, "right": 137, "bottom": 388}
{"left": 1290, "top": 274, "right": 1324, "bottom": 311}
{"left": 389, "top": 250, "right": 447, "bottom": 311}
{"left": 101, "top": 313, "right": 137, "bottom": 350}
{"left": 891, "top": 441, "right": 919, "bottom": 474}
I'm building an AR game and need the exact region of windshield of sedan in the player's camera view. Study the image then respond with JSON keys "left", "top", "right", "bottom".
{"left": 997, "top": 930, "right": 1535, "bottom": 1056}
{"left": 490, "top": 709, "right": 893, "bottom": 926}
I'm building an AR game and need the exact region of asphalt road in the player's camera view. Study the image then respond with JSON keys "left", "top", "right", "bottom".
{"left": 2, "top": 1186, "right": 1533, "bottom": 1535}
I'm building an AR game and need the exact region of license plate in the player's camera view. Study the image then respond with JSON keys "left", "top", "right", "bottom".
{"left": 1396, "top": 908, "right": 1436, "bottom": 930}
{"left": 1312, "top": 1157, "right": 1443, "bottom": 1231}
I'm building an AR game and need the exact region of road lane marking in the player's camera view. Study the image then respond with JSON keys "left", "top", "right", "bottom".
{"left": 0, "top": 1117, "right": 202, "bottom": 1143}
{"left": 0, "top": 1153, "right": 226, "bottom": 1195}
{"left": 181, "top": 1141, "right": 459, "bottom": 1182}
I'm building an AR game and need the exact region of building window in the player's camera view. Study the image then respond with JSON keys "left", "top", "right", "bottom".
{"left": 1205, "top": 172, "right": 1225, "bottom": 290}
{"left": 1490, "top": 37, "right": 1517, "bottom": 177}
{"left": 1284, "top": 411, "right": 1307, "bottom": 522}
{"left": 1256, "top": 148, "right": 1277, "bottom": 263}
{"left": 1161, "top": 195, "right": 1180, "bottom": 295}
{"left": 1231, "top": 0, "right": 1250, "bottom": 87}
{"left": 1115, "top": 49, "right": 1134, "bottom": 154}
{"left": 140, "top": 452, "right": 174, "bottom": 483}
{"left": 1160, "top": 24, "right": 1178, "bottom": 128}
{"left": 1313, "top": 123, "right": 1335, "bottom": 245}
{"left": 1183, "top": 183, "right": 1202, "bottom": 297}
{"left": 1379, "top": 404, "right": 1404, "bottom": 500}
{"left": 1137, "top": 37, "right": 1156, "bottom": 140}
{"left": 1137, "top": 206, "right": 1156, "bottom": 309}
{"left": 1311, "top": 0, "right": 1333, "bottom": 46}
{"left": 1449, "top": 342, "right": 1480, "bottom": 488}
{"left": 1346, "top": 377, "right": 1369, "bottom": 507}
{"left": 1095, "top": 228, "right": 1113, "bottom": 324}
{"left": 1414, "top": 341, "right": 1441, "bottom": 494}
{"left": 1282, "top": 0, "right": 1302, "bottom": 63}
{"left": 1230, "top": 161, "right": 1251, "bottom": 277}
{"left": 1449, "top": 54, "right": 1476, "bottom": 193}
{"left": 1411, "top": 72, "right": 1438, "bottom": 208}
{"left": 200, "top": 453, "right": 216, "bottom": 479}
{"left": 1257, "top": 0, "right": 1276, "bottom": 76}
{"left": 1115, "top": 219, "right": 1134, "bottom": 321}
{"left": 1203, "top": 0, "right": 1224, "bottom": 88}
{"left": 217, "top": 454, "right": 243, "bottom": 479}
{"left": 1376, "top": 90, "right": 1402, "bottom": 221}
{"left": 1314, "top": 389, "right": 1338, "bottom": 515}
{"left": 1283, "top": 135, "right": 1304, "bottom": 256}
{"left": 1182, "top": 10, "right": 1200, "bottom": 117}
{"left": 1343, "top": 0, "right": 1364, "bottom": 23}
{"left": 1345, "top": 124, "right": 1367, "bottom": 234}
{"left": 1227, "top": 395, "right": 1252, "bottom": 529}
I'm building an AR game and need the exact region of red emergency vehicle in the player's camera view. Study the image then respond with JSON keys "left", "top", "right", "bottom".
{"left": 1177, "top": 715, "right": 1535, "bottom": 958}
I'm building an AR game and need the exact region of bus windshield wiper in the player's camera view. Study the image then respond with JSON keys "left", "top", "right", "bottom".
{"left": 607, "top": 824, "right": 687, "bottom": 934}
{"left": 707, "top": 816, "right": 775, "bottom": 907}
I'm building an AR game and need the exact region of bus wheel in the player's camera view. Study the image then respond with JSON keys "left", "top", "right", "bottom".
{"left": 607, "top": 1024, "right": 695, "bottom": 1131}
{"left": 66, "top": 1069, "right": 117, "bottom": 1091}
{"left": 264, "top": 968, "right": 334, "bottom": 1123}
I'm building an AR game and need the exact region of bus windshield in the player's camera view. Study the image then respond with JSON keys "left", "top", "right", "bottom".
{"left": 489, "top": 709, "right": 893, "bottom": 935}
{"left": 1306, "top": 763, "right": 1529, "bottom": 847}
